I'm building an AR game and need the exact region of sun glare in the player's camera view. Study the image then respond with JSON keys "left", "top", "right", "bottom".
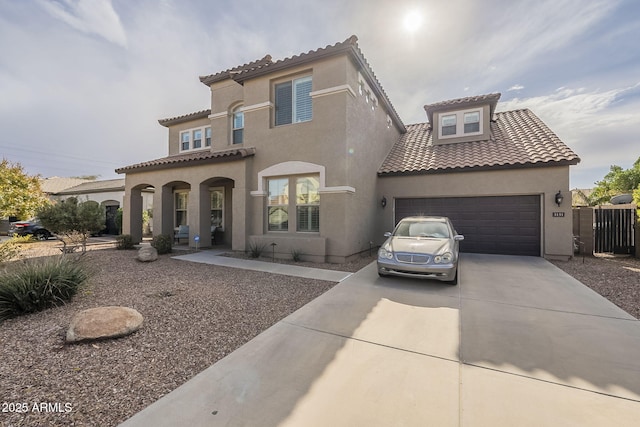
{"left": 403, "top": 10, "right": 423, "bottom": 32}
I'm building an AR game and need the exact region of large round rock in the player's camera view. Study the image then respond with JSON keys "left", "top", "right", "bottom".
{"left": 137, "top": 246, "right": 158, "bottom": 262}
{"left": 66, "top": 306, "right": 144, "bottom": 343}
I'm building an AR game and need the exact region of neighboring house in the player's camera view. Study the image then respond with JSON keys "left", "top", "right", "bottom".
{"left": 56, "top": 179, "right": 153, "bottom": 235}
{"left": 40, "top": 176, "right": 95, "bottom": 200}
{"left": 116, "top": 35, "right": 580, "bottom": 261}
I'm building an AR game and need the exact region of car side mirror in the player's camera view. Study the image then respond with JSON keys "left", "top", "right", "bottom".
{"left": 384, "top": 232, "right": 392, "bottom": 237}
{"left": 454, "top": 235, "right": 464, "bottom": 241}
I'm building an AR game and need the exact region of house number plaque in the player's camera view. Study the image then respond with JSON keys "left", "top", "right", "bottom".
{"left": 552, "top": 212, "right": 565, "bottom": 217}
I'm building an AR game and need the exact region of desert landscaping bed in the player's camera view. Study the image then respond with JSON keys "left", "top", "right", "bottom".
{"left": 551, "top": 254, "right": 640, "bottom": 319}
{"left": 0, "top": 246, "right": 339, "bottom": 426}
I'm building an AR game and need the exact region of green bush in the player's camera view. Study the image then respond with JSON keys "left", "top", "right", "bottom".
{"left": 0, "top": 240, "right": 20, "bottom": 263}
{"left": 0, "top": 257, "right": 90, "bottom": 322}
{"left": 151, "top": 234, "right": 172, "bottom": 255}
{"left": 116, "top": 234, "right": 135, "bottom": 250}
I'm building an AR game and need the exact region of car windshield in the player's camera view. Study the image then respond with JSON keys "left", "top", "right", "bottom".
{"left": 394, "top": 221, "right": 450, "bottom": 238}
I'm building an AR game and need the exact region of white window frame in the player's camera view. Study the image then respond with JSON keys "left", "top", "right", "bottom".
{"left": 274, "top": 75, "right": 313, "bottom": 126}
{"left": 232, "top": 106, "right": 244, "bottom": 145}
{"left": 179, "top": 125, "right": 212, "bottom": 153}
{"left": 267, "top": 177, "right": 289, "bottom": 232}
{"left": 438, "top": 108, "right": 483, "bottom": 139}
{"left": 174, "top": 191, "right": 188, "bottom": 227}
{"left": 210, "top": 187, "right": 224, "bottom": 231}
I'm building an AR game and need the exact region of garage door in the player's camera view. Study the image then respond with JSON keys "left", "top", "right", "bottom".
{"left": 395, "top": 195, "right": 541, "bottom": 256}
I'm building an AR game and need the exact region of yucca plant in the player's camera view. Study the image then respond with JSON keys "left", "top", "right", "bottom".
{"left": 248, "top": 241, "right": 266, "bottom": 258}
{"left": 0, "top": 257, "right": 90, "bottom": 322}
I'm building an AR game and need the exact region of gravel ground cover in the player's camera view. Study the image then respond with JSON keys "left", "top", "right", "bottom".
{"left": 0, "top": 245, "right": 341, "bottom": 426}
{"left": 551, "top": 254, "right": 640, "bottom": 319}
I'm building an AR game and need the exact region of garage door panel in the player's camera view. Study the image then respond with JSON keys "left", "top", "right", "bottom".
{"left": 395, "top": 195, "right": 541, "bottom": 256}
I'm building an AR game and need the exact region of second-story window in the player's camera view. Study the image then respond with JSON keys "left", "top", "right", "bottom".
{"left": 180, "top": 126, "right": 212, "bottom": 152}
{"left": 275, "top": 76, "right": 312, "bottom": 126}
{"left": 232, "top": 107, "right": 244, "bottom": 144}
{"left": 181, "top": 132, "right": 190, "bottom": 150}
{"left": 205, "top": 127, "right": 212, "bottom": 147}
{"left": 193, "top": 129, "right": 202, "bottom": 149}
{"left": 464, "top": 111, "right": 480, "bottom": 133}
{"left": 441, "top": 115, "right": 457, "bottom": 136}
{"left": 439, "top": 109, "right": 483, "bottom": 139}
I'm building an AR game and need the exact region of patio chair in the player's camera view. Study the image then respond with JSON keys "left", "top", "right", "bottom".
{"left": 174, "top": 225, "right": 189, "bottom": 244}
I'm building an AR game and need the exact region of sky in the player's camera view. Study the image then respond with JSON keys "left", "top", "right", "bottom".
{"left": 0, "top": 0, "right": 638, "bottom": 190}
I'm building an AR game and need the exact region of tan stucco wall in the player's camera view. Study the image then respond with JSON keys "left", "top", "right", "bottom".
{"left": 376, "top": 166, "right": 574, "bottom": 259}
{"left": 200, "top": 54, "right": 401, "bottom": 262}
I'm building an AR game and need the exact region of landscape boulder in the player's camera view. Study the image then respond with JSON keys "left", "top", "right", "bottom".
{"left": 137, "top": 246, "right": 158, "bottom": 262}
{"left": 66, "top": 306, "right": 144, "bottom": 343}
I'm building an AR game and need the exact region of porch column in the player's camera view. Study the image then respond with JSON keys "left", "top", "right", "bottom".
{"left": 196, "top": 184, "right": 213, "bottom": 247}
{"left": 125, "top": 188, "right": 143, "bottom": 244}
{"left": 232, "top": 185, "right": 247, "bottom": 251}
{"left": 154, "top": 186, "right": 174, "bottom": 237}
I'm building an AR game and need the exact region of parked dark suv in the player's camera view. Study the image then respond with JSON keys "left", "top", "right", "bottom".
{"left": 8, "top": 220, "right": 53, "bottom": 241}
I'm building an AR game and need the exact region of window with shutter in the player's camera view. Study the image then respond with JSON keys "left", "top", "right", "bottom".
{"left": 275, "top": 81, "right": 292, "bottom": 126}
{"left": 275, "top": 76, "right": 312, "bottom": 126}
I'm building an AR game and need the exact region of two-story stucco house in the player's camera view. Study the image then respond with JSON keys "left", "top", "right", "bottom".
{"left": 116, "top": 35, "right": 580, "bottom": 261}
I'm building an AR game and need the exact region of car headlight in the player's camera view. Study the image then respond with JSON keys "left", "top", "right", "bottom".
{"left": 434, "top": 252, "right": 453, "bottom": 264}
{"left": 378, "top": 247, "right": 394, "bottom": 260}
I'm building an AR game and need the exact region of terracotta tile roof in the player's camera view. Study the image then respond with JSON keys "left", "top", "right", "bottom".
{"left": 115, "top": 147, "right": 256, "bottom": 174}
{"left": 198, "top": 35, "right": 405, "bottom": 132}
{"left": 424, "top": 93, "right": 501, "bottom": 124}
{"left": 158, "top": 109, "right": 211, "bottom": 127}
{"left": 378, "top": 109, "right": 580, "bottom": 176}
{"left": 199, "top": 55, "right": 274, "bottom": 86}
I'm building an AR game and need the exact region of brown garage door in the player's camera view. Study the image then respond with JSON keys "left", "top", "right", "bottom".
{"left": 395, "top": 195, "right": 541, "bottom": 256}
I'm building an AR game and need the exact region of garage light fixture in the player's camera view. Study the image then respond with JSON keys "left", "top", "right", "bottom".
{"left": 555, "top": 190, "right": 564, "bottom": 207}
{"left": 381, "top": 196, "right": 387, "bottom": 208}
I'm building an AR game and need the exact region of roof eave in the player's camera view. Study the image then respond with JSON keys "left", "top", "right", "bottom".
{"left": 115, "top": 148, "right": 256, "bottom": 175}
{"left": 377, "top": 158, "right": 581, "bottom": 177}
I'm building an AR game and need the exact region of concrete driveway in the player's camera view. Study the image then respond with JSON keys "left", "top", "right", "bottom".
{"left": 120, "top": 253, "right": 640, "bottom": 426}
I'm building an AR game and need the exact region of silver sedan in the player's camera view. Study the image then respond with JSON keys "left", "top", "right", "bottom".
{"left": 377, "top": 216, "right": 464, "bottom": 284}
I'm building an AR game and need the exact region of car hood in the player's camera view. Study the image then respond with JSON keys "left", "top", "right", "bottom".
{"left": 389, "top": 237, "right": 453, "bottom": 254}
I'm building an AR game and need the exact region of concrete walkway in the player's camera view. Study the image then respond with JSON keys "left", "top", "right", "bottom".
{"left": 120, "top": 253, "right": 640, "bottom": 426}
{"left": 172, "top": 250, "right": 353, "bottom": 282}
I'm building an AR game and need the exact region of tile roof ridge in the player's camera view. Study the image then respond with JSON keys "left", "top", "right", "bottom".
{"left": 199, "top": 54, "right": 273, "bottom": 85}
{"left": 158, "top": 108, "right": 211, "bottom": 126}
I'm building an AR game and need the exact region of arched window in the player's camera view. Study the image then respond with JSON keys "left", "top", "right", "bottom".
{"left": 232, "top": 106, "right": 244, "bottom": 144}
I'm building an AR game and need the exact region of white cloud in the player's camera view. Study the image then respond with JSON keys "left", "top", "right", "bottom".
{"left": 508, "top": 85, "right": 524, "bottom": 91}
{"left": 38, "top": 0, "right": 127, "bottom": 47}
{"left": 498, "top": 83, "right": 640, "bottom": 187}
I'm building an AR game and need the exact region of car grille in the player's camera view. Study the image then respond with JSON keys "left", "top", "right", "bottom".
{"left": 395, "top": 253, "right": 430, "bottom": 264}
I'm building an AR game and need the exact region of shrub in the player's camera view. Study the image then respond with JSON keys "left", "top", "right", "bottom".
{"left": 0, "top": 240, "right": 20, "bottom": 263}
{"left": 291, "top": 248, "right": 302, "bottom": 262}
{"left": 0, "top": 257, "right": 90, "bottom": 322}
{"left": 151, "top": 234, "right": 172, "bottom": 255}
{"left": 116, "top": 234, "right": 135, "bottom": 250}
{"left": 248, "top": 241, "right": 266, "bottom": 258}
{"left": 10, "top": 235, "right": 35, "bottom": 244}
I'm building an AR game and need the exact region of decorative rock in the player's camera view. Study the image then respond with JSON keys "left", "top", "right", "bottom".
{"left": 66, "top": 306, "right": 144, "bottom": 343}
{"left": 137, "top": 246, "right": 158, "bottom": 262}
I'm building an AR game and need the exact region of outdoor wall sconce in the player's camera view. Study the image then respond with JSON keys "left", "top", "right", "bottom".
{"left": 555, "top": 190, "right": 564, "bottom": 207}
{"left": 381, "top": 196, "right": 387, "bottom": 208}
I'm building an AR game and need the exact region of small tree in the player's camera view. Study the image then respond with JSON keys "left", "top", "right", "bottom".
{"left": 0, "top": 158, "right": 50, "bottom": 219}
{"left": 37, "top": 198, "right": 105, "bottom": 253}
